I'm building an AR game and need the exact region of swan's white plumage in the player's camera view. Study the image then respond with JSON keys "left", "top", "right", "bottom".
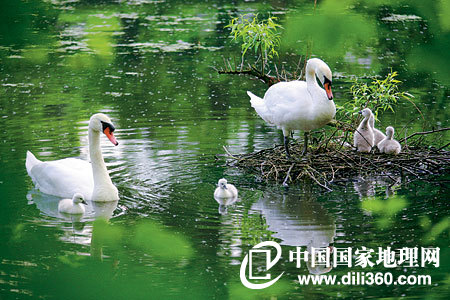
{"left": 26, "top": 113, "right": 119, "bottom": 201}
{"left": 248, "top": 59, "right": 335, "bottom": 137}
{"left": 26, "top": 151, "right": 94, "bottom": 199}
{"left": 58, "top": 193, "right": 87, "bottom": 214}
{"left": 214, "top": 178, "right": 238, "bottom": 199}
{"left": 378, "top": 126, "right": 401, "bottom": 155}
{"left": 354, "top": 108, "right": 375, "bottom": 153}
{"left": 369, "top": 113, "right": 386, "bottom": 147}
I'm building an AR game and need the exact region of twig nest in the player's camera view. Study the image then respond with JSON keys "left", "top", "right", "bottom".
{"left": 221, "top": 143, "right": 449, "bottom": 188}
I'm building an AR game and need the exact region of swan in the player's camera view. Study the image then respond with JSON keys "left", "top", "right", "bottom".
{"left": 378, "top": 126, "right": 401, "bottom": 155}
{"left": 58, "top": 193, "right": 87, "bottom": 214}
{"left": 354, "top": 108, "right": 374, "bottom": 153}
{"left": 369, "top": 112, "right": 386, "bottom": 147}
{"left": 26, "top": 113, "right": 120, "bottom": 201}
{"left": 214, "top": 178, "right": 238, "bottom": 199}
{"left": 247, "top": 58, "right": 335, "bottom": 158}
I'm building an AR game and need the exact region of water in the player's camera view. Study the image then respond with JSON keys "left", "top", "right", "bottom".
{"left": 0, "top": 1, "right": 449, "bottom": 299}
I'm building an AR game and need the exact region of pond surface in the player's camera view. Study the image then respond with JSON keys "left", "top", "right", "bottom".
{"left": 0, "top": 0, "right": 448, "bottom": 299}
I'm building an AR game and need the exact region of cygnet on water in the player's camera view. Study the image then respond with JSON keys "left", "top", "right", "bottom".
{"left": 214, "top": 178, "right": 238, "bottom": 199}
{"left": 58, "top": 193, "right": 87, "bottom": 214}
{"left": 378, "top": 126, "right": 401, "bottom": 155}
{"left": 354, "top": 108, "right": 374, "bottom": 153}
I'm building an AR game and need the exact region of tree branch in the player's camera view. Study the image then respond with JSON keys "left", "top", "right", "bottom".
{"left": 400, "top": 127, "right": 450, "bottom": 143}
{"left": 217, "top": 65, "right": 279, "bottom": 86}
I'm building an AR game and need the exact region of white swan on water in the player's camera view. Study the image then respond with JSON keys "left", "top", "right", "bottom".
{"left": 26, "top": 113, "right": 119, "bottom": 202}
{"left": 247, "top": 58, "right": 335, "bottom": 158}
{"left": 214, "top": 178, "right": 238, "bottom": 199}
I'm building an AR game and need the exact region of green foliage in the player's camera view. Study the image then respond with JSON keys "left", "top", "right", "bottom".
{"left": 91, "top": 218, "right": 193, "bottom": 260}
{"left": 132, "top": 220, "right": 194, "bottom": 260}
{"left": 361, "top": 195, "right": 408, "bottom": 229}
{"left": 337, "top": 72, "right": 413, "bottom": 124}
{"left": 420, "top": 216, "right": 450, "bottom": 244}
{"left": 92, "top": 218, "right": 124, "bottom": 250}
{"left": 58, "top": 254, "right": 87, "bottom": 268}
{"left": 226, "top": 14, "right": 282, "bottom": 72}
{"left": 282, "top": 0, "right": 377, "bottom": 65}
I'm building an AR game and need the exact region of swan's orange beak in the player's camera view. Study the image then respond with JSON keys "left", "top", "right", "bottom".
{"left": 104, "top": 127, "right": 119, "bottom": 146}
{"left": 324, "top": 82, "right": 333, "bottom": 100}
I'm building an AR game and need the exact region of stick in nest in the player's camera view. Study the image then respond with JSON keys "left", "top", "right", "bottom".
{"left": 221, "top": 142, "right": 450, "bottom": 190}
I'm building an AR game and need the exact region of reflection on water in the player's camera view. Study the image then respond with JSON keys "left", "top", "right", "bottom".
{"left": 214, "top": 195, "right": 239, "bottom": 215}
{"left": 90, "top": 200, "right": 119, "bottom": 220}
{"left": 27, "top": 189, "right": 119, "bottom": 249}
{"left": 251, "top": 190, "right": 335, "bottom": 248}
{"left": 251, "top": 189, "right": 336, "bottom": 275}
{"left": 0, "top": 0, "right": 448, "bottom": 299}
{"left": 27, "top": 189, "right": 119, "bottom": 221}
{"left": 353, "top": 176, "right": 402, "bottom": 199}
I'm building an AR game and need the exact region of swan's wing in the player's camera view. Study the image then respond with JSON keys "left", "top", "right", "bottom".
{"left": 264, "top": 81, "right": 310, "bottom": 106}
{"left": 248, "top": 91, "right": 274, "bottom": 124}
{"left": 29, "top": 158, "right": 94, "bottom": 199}
{"left": 263, "top": 81, "right": 312, "bottom": 128}
{"left": 51, "top": 158, "right": 93, "bottom": 173}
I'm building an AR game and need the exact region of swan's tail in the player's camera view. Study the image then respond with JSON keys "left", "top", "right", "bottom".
{"left": 247, "top": 91, "right": 273, "bottom": 124}
{"left": 26, "top": 151, "right": 40, "bottom": 176}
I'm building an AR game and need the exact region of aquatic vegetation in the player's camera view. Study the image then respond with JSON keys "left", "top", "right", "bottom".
{"left": 226, "top": 14, "right": 282, "bottom": 75}
{"left": 340, "top": 72, "right": 414, "bottom": 120}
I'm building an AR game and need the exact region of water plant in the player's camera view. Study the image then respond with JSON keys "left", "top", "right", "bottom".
{"left": 226, "top": 14, "right": 282, "bottom": 75}
{"left": 337, "top": 71, "right": 416, "bottom": 127}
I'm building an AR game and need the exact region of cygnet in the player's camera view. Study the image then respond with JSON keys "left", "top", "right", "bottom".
{"left": 378, "top": 126, "right": 401, "bottom": 155}
{"left": 214, "top": 178, "right": 238, "bottom": 199}
{"left": 354, "top": 108, "right": 375, "bottom": 152}
{"left": 369, "top": 112, "right": 386, "bottom": 147}
{"left": 58, "top": 193, "right": 87, "bottom": 214}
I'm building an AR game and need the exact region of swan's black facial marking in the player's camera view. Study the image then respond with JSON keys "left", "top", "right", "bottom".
{"left": 101, "top": 121, "right": 115, "bottom": 133}
{"left": 323, "top": 76, "right": 333, "bottom": 100}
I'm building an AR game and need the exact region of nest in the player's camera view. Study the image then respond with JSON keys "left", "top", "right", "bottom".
{"left": 220, "top": 142, "right": 450, "bottom": 190}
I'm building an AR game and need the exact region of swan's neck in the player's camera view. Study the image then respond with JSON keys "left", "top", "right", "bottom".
{"left": 386, "top": 130, "right": 394, "bottom": 140}
{"left": 89, "top": 128, "right": 113, "bottom": 187}
{"left": 369, "top": 114, "right": 375, "bottom": 128}
{"left": 305, "top": 61, "right": 329, "bottom": 106}
{"left": 306, "top": 63, "right": 320, "bottom": 91}
{"left": 361, "top": 115, "right": 370, "bottom": 129}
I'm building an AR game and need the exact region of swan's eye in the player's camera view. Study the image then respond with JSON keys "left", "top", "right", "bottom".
{"left": 101, "top": 121, "right": 115, "bottom": 133}
{"left": 324, "top": 77, "right": 332, "bottom": 86}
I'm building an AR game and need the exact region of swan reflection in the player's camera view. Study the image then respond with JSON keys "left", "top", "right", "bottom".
{"left": 27, "top": 189, "right": 118, "bottom": 248}
{"left": 251, "top": 189, "right": 335, "bottom": 274}
{"left": 353, "top": 176, "right": 401, "bottom": 199}
{"left": 214, "top": 195, "right": 238, "bottom": 215}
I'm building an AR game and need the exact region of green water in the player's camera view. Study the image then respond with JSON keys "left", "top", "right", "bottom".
{"left": 0, "top": 0, "right": 449, "bottom": 299}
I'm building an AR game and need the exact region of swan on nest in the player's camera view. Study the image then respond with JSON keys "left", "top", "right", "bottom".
{"left": 247, "top": 58, "right": 335, "bottom": 158}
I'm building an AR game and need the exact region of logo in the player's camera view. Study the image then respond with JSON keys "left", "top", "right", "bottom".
{"left": 240, "top": 241, "right": 284, "bottom": 289}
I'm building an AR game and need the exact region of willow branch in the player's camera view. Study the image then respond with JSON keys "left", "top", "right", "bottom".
{"left": 217, "top": 66, "right": 278, "bottom": 86}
